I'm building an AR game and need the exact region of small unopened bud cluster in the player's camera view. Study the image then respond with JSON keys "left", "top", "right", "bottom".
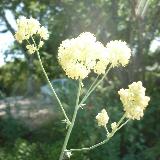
{"left": 65, "top": 151, "right": 72, "bottom": 159}
{"left": 111, "top": 122, "right": 117, "bottom": 130}
{"left": 15, "top": 16, "right": 49, "bottom": 54}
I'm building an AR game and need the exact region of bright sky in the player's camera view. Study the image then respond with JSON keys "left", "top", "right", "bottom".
{"left": 0, "top": 10, "right": 16, "bottom": 67}
{"left": 150, "top": 38, "right": 160, "bottom": 53}
{"left": 0, "top": 32, "right": 14, "bottom": 66}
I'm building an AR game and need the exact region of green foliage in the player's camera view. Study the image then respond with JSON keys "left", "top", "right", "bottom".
{"left": 0, "top": 93, "right": 159, "bottom": 160}
{"left": 0, "top": 115, "right": 28, "bottom": 143}
{"left": 0, "top": 0, "right": 160, "bottom": 159}
{"left": 0, "top": 75, "right": 159, "bottom": 160}
{"left": 14, "top": 139, "right": 37, "bottom": 160}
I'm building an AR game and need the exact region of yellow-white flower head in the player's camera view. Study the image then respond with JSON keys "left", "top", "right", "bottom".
{"left": 64, "top": 62, "right": 90, "bottom": 80}
{"left": 118, "top": 81, "right": 150, "bottom": 120}
{"left": 26, "top": 44, "right": 37, "bottom": 54}
{"left": 58, "top": 32, "right": 107, "bottom": 79}
{"left": 27, "top": 17, "right": 40, "bottom": 37}
{"left": 38, "top": 26, "right": 49, "bottom": 40}
{"left": 96, "top": 109, "right": 109, "bottom": 127}
{"left": 94, "top": 60, "right": 109, "bottom": 75}
{"left": 106, "top": 40, "right": 131, "bottom": 67}
{"left": 15, "top": 16, "right": 49, "bottom": 44}
{"left": 38, "top": 40, "right": 44, "bottom": 48}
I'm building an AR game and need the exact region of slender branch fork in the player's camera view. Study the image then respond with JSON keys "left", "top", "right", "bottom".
{"left": 36, "top": 51, "right": 70, "bottom": 124}
{"left": 59, "top": 80, "right": 82, "bottom": 160}
{"left": 31, "top": 37, "right": 129, "bottom": 159}
{"left": 30, "top": 37, "right": 71, "bottom": 125}
{"left": 67, "top": 114, "right": 129, "bottom": 152}
{"left": 58, "top": 66, "right": 112, "bottom": 159}
{"left": 58, "top": 66, "right": 119, "bottom": 159}
{"left": 79, "top": 65, "right": 112, "bottom": 108}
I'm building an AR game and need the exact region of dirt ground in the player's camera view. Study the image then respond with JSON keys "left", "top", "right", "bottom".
{"left": 0, "top": 96, "right": 56, "bottom": 130}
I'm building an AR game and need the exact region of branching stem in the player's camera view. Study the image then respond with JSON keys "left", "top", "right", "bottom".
{"left": 59, "top": 80, "right": 82, "bottom": 160}
{"left": 67, "top": 114, "right": 128, "bottom": 152}
{"left": 79, "top": 65, "right": 112, "bottom": 107}
{"left": 30, "top": 37, "right": 70, "bottom": 125}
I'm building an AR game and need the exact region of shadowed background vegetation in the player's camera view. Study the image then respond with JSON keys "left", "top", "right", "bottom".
{"left": 0, "top": 0, "right": 160, "bottom": 159}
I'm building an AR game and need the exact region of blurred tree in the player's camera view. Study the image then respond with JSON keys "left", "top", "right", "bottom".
{"left": 0, "top": 1, "right": 160, "bottom": 160}
{"left": 0, "top": 0, "right": 159, "bottom": 96}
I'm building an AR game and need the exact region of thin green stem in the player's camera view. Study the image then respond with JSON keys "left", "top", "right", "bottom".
{"left": 79, "top": 65, "right": 111, "bottom": 107}
{"left": 59, "top": 80, "right": 82, "bottom": 160}
{"left": 68, "top": 114, "right": 126, "bottom": 152}
{"left": 116, "top": 114, "right": 126, "bottom": 129}
{"left": 69, "top": 138, "right": 110, "bottom": 152}
{"left": 26, "top": 39, "right": 31, "bottom": 45}
{"left": 87, "top": 65, "right": 111, "bottom": 97}
{"left": 31, "top": 37, "right": 70, "bottom": 124}
{"left": 79, "top": 75, "right": 99, "bottom": 108}
{"left": 104, "top": 125, "right": 109, "bottom": 135}
{"left": 36, "top": 51, "right": 70, "bottom": 124}
{"left": 83, "top": 75, "right": 99, "bottom": 99}
{"left": 117, "top": 119, "right": 130, "bottom": 131}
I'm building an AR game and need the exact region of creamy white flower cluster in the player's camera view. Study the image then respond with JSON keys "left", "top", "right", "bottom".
{"left": 118, "top": 81, "right": 150, "bottom": 120}
{"left": 58, "top": 32, "right": 107, "bottom": 79}
{"left": 96, "top": 82, "right": 150, "bottom": 130}
{"left": 96, "top": 109, "right": 109, "bottom": 127}
{"left": 58, "top": 32, "right": 131, "bottom": 80}
{"left": 106, "top": 40, "right": 131, "bottom": 67}
{"left": 15, "top": 16, "right": 49, "bottom": 54}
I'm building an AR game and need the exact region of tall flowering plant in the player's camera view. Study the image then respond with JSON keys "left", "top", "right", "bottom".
{"left": 15, "top": 17, "right": 150, "bottom": 160}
